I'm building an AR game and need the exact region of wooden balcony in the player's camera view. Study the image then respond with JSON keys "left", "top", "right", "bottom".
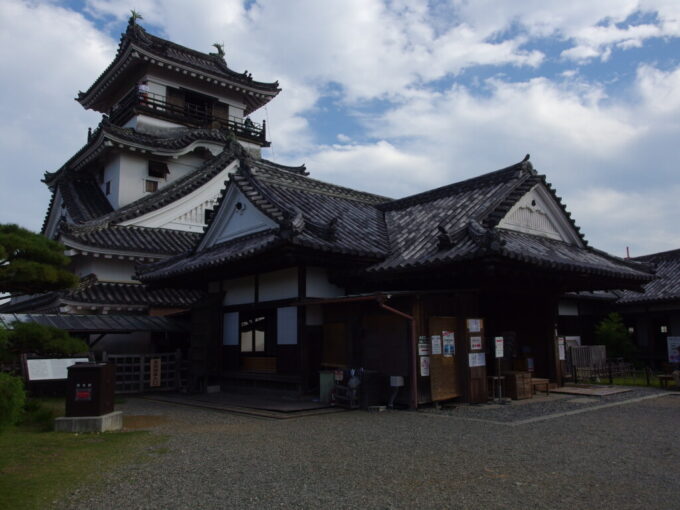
{"left": 109, "top": 90, "right": 268, "bottom": 146}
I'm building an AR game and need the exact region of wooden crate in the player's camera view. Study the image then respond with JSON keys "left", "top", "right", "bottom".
{"left": 503, "top": 371, "right": 532, "bottom": 400}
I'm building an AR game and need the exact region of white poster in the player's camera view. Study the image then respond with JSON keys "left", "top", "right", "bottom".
{"left": 558, "top": 338, "right": 566, "bottom": 361}
{"left": 468, "top": 352, "right": 486, "bottom": 367}
{"left": 26, "top": 358, "right": 89, "bottom": 381}
{"left": 431, "top": 335, "right": 442, "bottom": 355}
{"left": 470, "top": 336, "right": 482, "bottom": 350}
{"left": 667, "top": 337, "right": 680, "bottom": 363}
{"left": 420, "top": 356, "right": 430, "bottom": 376}
{"left": 467, "top": 319, "right": 482, "bottom": 333}
{"left": 443, "top": 331, "right": 455, "bottom": 357}
{"left": 494, "top": 337, "right": 504, "bottom": 358}
{"left": 418, "top": 342, "right": 430, "bottom": 356}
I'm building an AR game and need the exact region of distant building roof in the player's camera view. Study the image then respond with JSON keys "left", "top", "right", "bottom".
{"left": 618, "top": 248, "right": 680, "bottom": 304}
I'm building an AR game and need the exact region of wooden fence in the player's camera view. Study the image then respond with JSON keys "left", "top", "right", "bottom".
{"left": 102, "top": 350, "right": 188, "bottom": 394}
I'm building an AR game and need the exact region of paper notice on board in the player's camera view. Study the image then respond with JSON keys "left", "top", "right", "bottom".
{"left": 420, "top": 356, "right": 430, "bottom": 376}
{"left": 470, "top": 336, "right": 482, "bottom": 350}
{"left": 467, "top": 319, "right": 482, "bottom": 333}
{"left": 468, "top": 352, "right": 486, "bottom": 367}
{"left": 443, "top": 331, "right": 455, "bottom": 357}
{"left": 558, "top": 338, "right": 566, "bottom": 361}
{"left": 431, "top": 335, "right": 442, "bottom": 355}
{"left": 418, "top": 342, "right": 430, "bottom": 356}
{"left": 495, "top": 337, "right": 504, "bottom": 358}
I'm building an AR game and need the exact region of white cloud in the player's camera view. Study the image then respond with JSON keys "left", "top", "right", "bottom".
{"left": 0, "top": 0, "right": 113, "bottom": 230}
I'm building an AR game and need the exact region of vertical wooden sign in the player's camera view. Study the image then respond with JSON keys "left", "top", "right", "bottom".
{"left": 150, "top": 358, "right": 162, "bottom": 387}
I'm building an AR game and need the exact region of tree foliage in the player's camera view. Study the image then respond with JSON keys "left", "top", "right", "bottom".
{"left": 0, "top": 322, "right": 88, "bottom": 362}
{"left": 595, "top": 312, "right": 636, "bottom": 361}
{"left": 0, "top": 373, "right": 25, "bottom": 431}
{"left": 0, "top": 224, "right": 78, "bottom": 296}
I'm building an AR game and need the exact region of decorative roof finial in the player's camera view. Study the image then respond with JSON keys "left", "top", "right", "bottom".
{"left": 212, "top": 43, "right": 225, "bottom": 58}
{"left": 130, "top": 10, "right": 143, "bottom": 25}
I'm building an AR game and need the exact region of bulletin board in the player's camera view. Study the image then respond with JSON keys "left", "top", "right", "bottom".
{"left": 428, "top": 316, "right": 461, "bottom": 402}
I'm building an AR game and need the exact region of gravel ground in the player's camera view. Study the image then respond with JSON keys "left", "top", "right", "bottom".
{"left": 56, "top": 390, "right": 680, "bottom": 510}
{"left": 422, "top": 387, "right": 666, "bottom": 423}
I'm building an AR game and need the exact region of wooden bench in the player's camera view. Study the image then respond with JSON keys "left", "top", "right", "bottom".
{"left": 531, "top": 377, "right": 550, "bottom": 396}
{"left": 658, "top": 374, "right": 674, "bottom": 388}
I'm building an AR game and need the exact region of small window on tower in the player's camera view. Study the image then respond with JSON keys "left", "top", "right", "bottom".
{"left": 145, "top": 179, "right": 159, "bottom": 193}
{"left": 105, "top": 181, "right": 111, "bottom": 196}
{"left": 148, "top": 161, "right": 169, "bottom": 179}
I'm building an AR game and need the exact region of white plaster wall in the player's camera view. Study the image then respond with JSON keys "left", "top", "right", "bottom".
{"left": 306, "top": 267, "right": 345, "bottom": 298}
{"left": 122, "top": 163, "right": 236, "bottom": 233}
{"left": 558, "top": 300, "right": 579, "bottom": 316}
{"left": 277, "top": 307, "right": 298, "bottom": 345}
{"left": 223, "top": 275, "right": 255, "bottom": 305}
{"left": 202, "top": 185, "right": 277, "bottom": 249}
{"left": 73, "top": 256, "right": 138, "bottom": 283}
{"left": 259, "top": 268, "right": 298, "bottom": 302}
{"left": 125, "top": 115, "right": 184, "bottom": 130}
{"left": 103, "top": 155, "right": 122, "bottom": 208}
{"left": 117, "top": 153, "right": 149, "bottom": 207}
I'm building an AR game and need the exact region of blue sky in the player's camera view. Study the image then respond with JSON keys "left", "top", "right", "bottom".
{"left": 1, "top": 0, "right": 680, "bottom": 257}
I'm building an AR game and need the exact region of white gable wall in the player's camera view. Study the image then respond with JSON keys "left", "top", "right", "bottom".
{"left": 498, "top": 184, "right": 583, "bottom": 246}
{"left": 122, "top": 159, "right": 239, "bottom": 233}
{"left": 199, "top": 183, "right": 278, "bottom": 250}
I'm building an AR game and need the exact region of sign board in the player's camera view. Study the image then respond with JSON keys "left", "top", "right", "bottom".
{"left": 431, "top": 335, "right": 442, "bottom": 355}
{"left": 149, "top": 358, "right": 162, "bottom": 387}
{"left": 668, "top": 337, "right": 680, "bottom": 363}
{"left": 467, "top": 319, "right": 482, "bottom": 333}
{"left": 26, "top": 358, "right": 89, "bottom": 381}
{"left": 470, "top": 336, "right": 483, "bottom": 351}
{"left": 420, "top": 356, "right": 430, "bottom": 376}
{"left": 443, "top": 331, "right": 455, "bottom": 357}
{"left": 558, "top": 338, "right": 566, "bottom": 361}
{"left": 469, "top": 352, "right": 486, "bottom": 367}
{"left": 494, "top": 337, "right": 504, "bottom": 358}
{"left": 418, "top": 336, "right": 430, "bottom": 356}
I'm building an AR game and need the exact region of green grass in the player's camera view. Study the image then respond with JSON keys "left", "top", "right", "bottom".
{"left": 600, "top": 374, "right": 677, "bottom": 389}
{"left": 0, "top": 398, "right": 166, "bottom": 510}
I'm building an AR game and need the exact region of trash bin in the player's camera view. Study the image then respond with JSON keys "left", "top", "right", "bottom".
{"left": 65, "top": 363, "right": 115, "bottom": 417}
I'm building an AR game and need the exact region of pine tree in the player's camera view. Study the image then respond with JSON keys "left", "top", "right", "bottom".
{"left": 0, "top": 224, "right": 78, "bottom": 296}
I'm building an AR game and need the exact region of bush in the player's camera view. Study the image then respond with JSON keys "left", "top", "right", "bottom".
{"left": 595, "top": 312, "right": 636, "bottom": 361}
{"left": 21, "top": 399, "right": 58, "bottom": 431}
{"left": 0, "top": 373, "right": 26, "bottom": 431}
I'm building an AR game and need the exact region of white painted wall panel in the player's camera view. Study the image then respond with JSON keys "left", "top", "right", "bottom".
{"left": 558, "top": 300, "right": 579, "bottom": 316}
{"left": 223, "top": 312, "right": 239, "bottom": 346}
{"left": 306, "top": 267, "right": 345, "bottom": 298}
{"left": 277, "top": 307, "right": 298, "bottom": 345}
{"left": 259, "top": 267, "right": 298, "bottom": 302}
{"left": 223, "top": 275, "right": 255, "bottom": 305}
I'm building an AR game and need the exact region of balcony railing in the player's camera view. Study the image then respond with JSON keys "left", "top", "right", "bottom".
{"left": 109, "top": 90, "right": 267, "bottom": 145}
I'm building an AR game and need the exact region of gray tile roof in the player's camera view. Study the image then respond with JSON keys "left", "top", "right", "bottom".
{"left": 77, "top": 18, "right": 280, "bottom": 114}
{"left": 43, "top": 119, "right": 234, "bottom": 185}
{"left": 618, "top": 249, "right": 680, "bottom": 304}
{"left": 64, "top": 280, "right": 204, "bottom": 308}
{"left": 0, "top": 313, "right": 190, "bottom": 333}
{"left": 139, "top": 157, "right": 654, "bottom": 286}
{"left": 61, "top": 224, "right": 200, "bottom": 256}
